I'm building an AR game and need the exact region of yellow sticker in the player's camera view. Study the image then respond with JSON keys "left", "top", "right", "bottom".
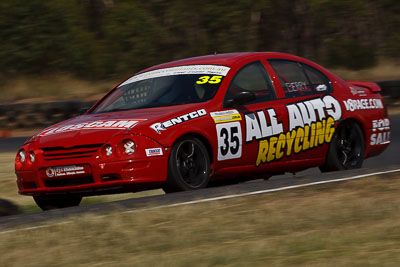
{"left": 212, "top": 114, "right": 242, "bottom": 124}
{"left": 196, "top": 75, "right": 222, "bottom": 84}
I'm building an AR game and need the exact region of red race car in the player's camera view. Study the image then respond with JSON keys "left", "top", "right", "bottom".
{"left": 15, "top": 52, "right": 391, "bottom": 210}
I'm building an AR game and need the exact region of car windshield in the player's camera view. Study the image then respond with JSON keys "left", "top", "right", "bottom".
{"left": 92, "top": 65, "right": 230, "bottom": 113}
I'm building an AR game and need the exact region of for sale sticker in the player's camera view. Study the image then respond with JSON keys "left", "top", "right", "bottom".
{"left": 46, "top": 165, "right": 86, "bottom": 177}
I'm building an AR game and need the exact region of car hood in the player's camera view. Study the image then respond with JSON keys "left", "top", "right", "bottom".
{"left": 29, "top": 105, "right": 204, "bottom": 148}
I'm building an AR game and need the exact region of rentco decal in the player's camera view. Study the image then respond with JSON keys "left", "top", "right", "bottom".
{"left": 46, "top": 165, "right": 85, "bottom": 177}
{"left": 370, "top": 118, "right": 390, "bottom": 145}
{"left": 245, "top": 95, "right": 342, "bottom": 166}
{"left": 39, "top": 120, "right": 144, "bottom": 136}
{"left": 343, "top": 98, "right": 383, "bottom": 111}
{"left": 150, "top": 109, "right": 207, "bottom": 134}
{"left": 145, "top": 148, "right": 163, "bottom": 157}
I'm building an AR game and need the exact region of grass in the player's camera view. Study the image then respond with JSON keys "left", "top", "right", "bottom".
{"left": 0, "top": 153, "right": 163, "bottom": 213}
{"left": 0, "top": 74, "right": 118, "bottom": 104}
{"left": 331, "top": 60, "right": 400, "bottom": 81}
{"left": 0, "top": 173, "right": 399, "bottom": 266}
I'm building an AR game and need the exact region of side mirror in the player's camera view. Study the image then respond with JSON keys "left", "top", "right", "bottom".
{"left": 80, "top": 107, "right": 90, "bottom": 115}
{"left": 225, "top": 91, "right": 256, "bottom": 108}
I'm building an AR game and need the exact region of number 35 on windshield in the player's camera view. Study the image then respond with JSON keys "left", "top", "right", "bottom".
{"left": 196, "top": 76, "right": 223, "bottom": 84}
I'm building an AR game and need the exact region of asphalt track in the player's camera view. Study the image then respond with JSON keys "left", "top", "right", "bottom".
{"left": 0, "top": 114, "right": 398, "bottom": 231}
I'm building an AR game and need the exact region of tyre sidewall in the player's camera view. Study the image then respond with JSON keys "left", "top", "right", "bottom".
{"left": 322, "top": 121, "right": 365, "bottom": 171}
{"left": 165, "top": 137, "right": 210, "bottom": 192}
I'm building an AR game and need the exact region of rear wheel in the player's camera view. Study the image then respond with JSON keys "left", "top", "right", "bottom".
{"left": 33, "top": 195, "right": 82, "bottom": 210}
{"left": 320, "top": 120, "right": 365, "bottom": 172}
{"left": 163, "top": 137, "right": 210, "bottom": 193}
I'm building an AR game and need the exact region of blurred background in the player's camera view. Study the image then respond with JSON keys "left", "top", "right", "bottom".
{"left": 0, "top": 0, "right": 399, "bottom": 135}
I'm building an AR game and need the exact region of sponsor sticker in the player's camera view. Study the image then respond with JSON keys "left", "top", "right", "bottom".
{"left": 245, "top": 95, "right": 342, "bottom": 166}
{"left": 210, "top": 110, "right": 242, "bottom": 124}
{"left": 150, "top": 109, "right": 207, "bottom": 134}
{"left": 145, "top": 148, "right": 163, "bottom": 157}
{"left": 343, "top": 98, "right": 383, "bottom": 111}
{"left": 119, "top": 65, "right": 231, "bottom": 87}
{"left": 46, "top": 165, "right": 85, "bottom": 178}
{"left": 39, "top": 119, "right": 145, "bottom": 136}
{"left": 315, "top": 84, "right": 328, "bottom": 92}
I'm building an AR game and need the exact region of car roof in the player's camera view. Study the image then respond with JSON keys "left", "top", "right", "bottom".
{"left": 139, "top": 52, "right": 302, "bottom": 73}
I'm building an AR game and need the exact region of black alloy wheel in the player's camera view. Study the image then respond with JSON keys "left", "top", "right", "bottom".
{"left": 163, "top": 137, "right": 210, "bottom": 193}
{"left": 320, "top": 120, "right": 365, "bottom": 172}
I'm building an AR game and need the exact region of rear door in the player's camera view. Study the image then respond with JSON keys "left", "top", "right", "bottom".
{"left": 265, "top": 59, "right": 342, "bottom": 164}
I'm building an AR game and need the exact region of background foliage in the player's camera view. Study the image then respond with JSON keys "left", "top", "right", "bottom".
{"left": 0, "top": 0, "right": 399, "bottom": 79}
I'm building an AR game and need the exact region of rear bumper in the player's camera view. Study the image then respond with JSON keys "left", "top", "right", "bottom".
{"left": 16, "top": 156, "right": 168, "bottom": 196}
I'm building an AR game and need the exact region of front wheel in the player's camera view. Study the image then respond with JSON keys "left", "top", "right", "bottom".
{"left": 33, "top": 195, "right": 82, "bottom": 210}
{"left": 163, "top": 137, "right": 210, "bottom": 193}
{"left": 320, "top": 120, "right": 365, "bottom": 172}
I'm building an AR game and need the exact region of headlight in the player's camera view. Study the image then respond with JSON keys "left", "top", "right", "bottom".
{"left": 123, "top": 140, "right": 135, "bottom": 155}
{"left": 19, "top": 150, "right": 26, "bottom": 163}
{"left": 29, "top": 151, "right": 35, "bottom": 163}
{"left": 105, "top": 145, "right": 113, "bottom": 157}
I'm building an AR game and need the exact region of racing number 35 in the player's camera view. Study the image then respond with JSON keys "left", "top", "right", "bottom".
{"left": 216, "top": 122, "right": 242, "bottom": 161}
{"left": 196, "top": 75, "right": 222, "bottom": 84}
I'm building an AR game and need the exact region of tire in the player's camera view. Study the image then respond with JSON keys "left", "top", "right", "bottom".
{"left": 33, "top": 195, "right": 82, "bottom": 210}
{"left": 163, "top": 137, "right": 210, "bottom": 193}
{"left": 320, "top": 120, "right": 365, "bottom": 172}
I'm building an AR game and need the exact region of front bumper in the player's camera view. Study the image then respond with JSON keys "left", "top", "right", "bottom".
{"left": 16, "top": 156, "right": 168, "bottom": 196}
{"left": 15, "top": 134, "right": 169, "bottom": 196}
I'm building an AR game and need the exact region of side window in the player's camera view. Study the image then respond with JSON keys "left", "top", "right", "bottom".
{"left": 268, "top": 59, "right": 332, "bottom": 98}
{"left": 225, "top": 61, "right": 275, "bottom": 105}
{"left": 301, "top": 63, "right": 332, "bottom": 93}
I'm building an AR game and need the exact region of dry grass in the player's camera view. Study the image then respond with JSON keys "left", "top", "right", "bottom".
{"left": 331, "top": 60, "right": 400, "bottom": 81}
{"left": 0, "top": 74, "right": 118, "bottom": 104}
{"left": 0, "top": 173, "right": 399, "bottom": 266}
{"left": 0, "top": 153, "right": 163, "bottom": 213}
{"left": 0, "top": 153, "right": 32, "bottom": 207}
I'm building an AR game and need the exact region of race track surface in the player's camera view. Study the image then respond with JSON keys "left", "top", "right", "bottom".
{"left": 0, "top": 114, "right": 398, "bottom": 230}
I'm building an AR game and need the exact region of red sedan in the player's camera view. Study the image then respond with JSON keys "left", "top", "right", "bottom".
{"left": 15, "top": 52, "right": 391, "bottom": 210}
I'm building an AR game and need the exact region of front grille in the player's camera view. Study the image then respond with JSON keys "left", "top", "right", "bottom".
{"left": 41, "top": 144, "right": 103, "bottom": 161}
{"left": 44, "top": 176, "right": 95, "bottom": 188}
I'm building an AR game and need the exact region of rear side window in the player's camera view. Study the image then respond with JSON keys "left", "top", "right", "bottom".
{"left": 268, "top": 59, "right": 332, "bottom": 98}
{"left": 225, "top": 61, "right": 275, "bottom": 105}
{"left": 302, "top": 63, "right": 332, "bottom": 93}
